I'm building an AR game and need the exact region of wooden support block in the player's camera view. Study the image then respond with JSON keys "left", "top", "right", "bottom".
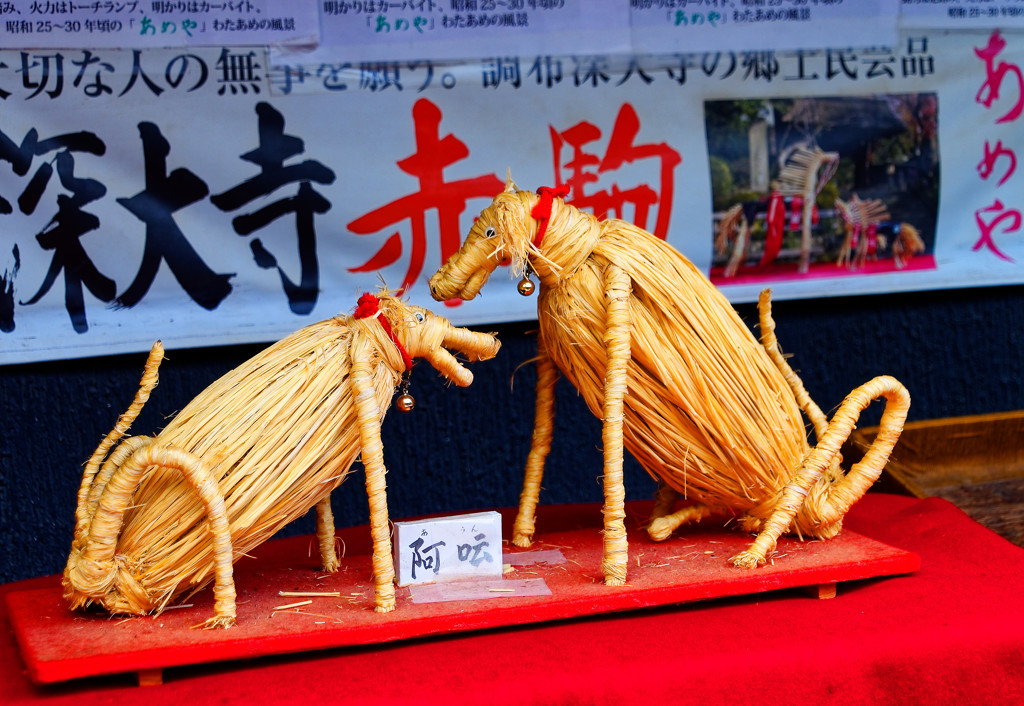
{"left": 815, "top": 582, "right": 837, "bottom": 600}
{"left": 137, "top": 667, "right": 163, "bottom": 687}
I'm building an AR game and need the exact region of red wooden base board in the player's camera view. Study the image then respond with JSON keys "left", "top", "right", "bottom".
{"left": 6, "top": 502, "right": 919, "bottom": 686}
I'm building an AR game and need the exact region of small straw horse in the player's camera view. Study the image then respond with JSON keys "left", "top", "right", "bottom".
{"left": 430, "top": 177, "right": 909, "bottom": 585}
{"left": 890, "top": 221, "right": 925, "bottom": 268}
{"left": 64, "top": 293, "right": 500, "bottom": 627}
{"left": 835, "top": 196, "right": 925, "bottom": 269}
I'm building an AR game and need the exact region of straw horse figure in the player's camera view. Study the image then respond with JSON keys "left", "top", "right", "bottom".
{"left": 430, "top": 177, "right": 909, "bottom": 586}
{"left": 835, "top": 195, "right": 891, "bottom": 268}
{"left": 716, "top": 145, "right": 839, "bottom": 276}
{"left": 63, "top": 293, "right": 500, "bottom": 628}
{"left": 890, "top": 221, "right": 926, "bottom": 268}
{"left": 835, "top": 195, "right": 925, "bottom": 270}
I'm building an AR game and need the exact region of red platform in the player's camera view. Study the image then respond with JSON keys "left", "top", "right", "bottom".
{"left": 6, "top": 502, "right": 918, "bottom": 686}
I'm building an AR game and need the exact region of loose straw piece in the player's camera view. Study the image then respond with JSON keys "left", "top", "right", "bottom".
{"left": 278, "top": 591, "right": 342, "bottom": 598}
{"left": 273, "top": 600, "right": 313, "bottom": 611}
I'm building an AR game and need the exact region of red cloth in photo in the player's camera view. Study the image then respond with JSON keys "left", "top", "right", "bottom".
{"left": 759, "top": 192, "right": 786, "bottom": 267}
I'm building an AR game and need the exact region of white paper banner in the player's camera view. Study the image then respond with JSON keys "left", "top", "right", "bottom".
{"left": 2, "top": 29, "right": 1023, "bottom": 364}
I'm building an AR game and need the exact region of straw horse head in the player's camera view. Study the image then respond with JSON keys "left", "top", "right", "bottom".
{"left": 773, "top": 144, "right": 840, "bottom": 197}
{"left": 429, "top": 180, "right": 557, "bottom": 301}
{"left": 63, "top": 293, "right": 500, "bottom": 628}
{"left": 431, "top": 176, "right": 909, "bottom": 585}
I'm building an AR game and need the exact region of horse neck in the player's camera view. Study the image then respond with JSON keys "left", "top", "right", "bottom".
{"left": 529, "top": 200, "right": 601, "bottom": 288}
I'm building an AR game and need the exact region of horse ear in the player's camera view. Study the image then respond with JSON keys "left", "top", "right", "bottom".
{"left": 504, "top": 169, "right": 517, "bottom": 193}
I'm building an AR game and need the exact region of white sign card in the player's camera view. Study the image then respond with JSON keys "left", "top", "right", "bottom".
{"left": 393, "top": 511, "right": 503, "bottom": 586}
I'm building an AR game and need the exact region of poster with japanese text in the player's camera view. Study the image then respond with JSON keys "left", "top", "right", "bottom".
{"left": 2, "top": 27, "right": 1023, "bottom": 363}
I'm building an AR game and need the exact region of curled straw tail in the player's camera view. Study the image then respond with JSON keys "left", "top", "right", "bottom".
{"left": 73, "top": 340, "right": 164, "bottom": 549}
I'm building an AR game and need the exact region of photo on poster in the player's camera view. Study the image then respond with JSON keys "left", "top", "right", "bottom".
{"left": 705, "top": 94, "right": 939, "bottom": 286}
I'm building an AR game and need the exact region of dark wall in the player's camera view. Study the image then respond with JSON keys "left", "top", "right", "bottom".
{"left": 3, "top": 284, "right": 1022, "bottom": 584}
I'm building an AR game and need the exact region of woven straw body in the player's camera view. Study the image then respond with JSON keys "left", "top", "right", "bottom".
{"left": 64, "top": 295, "right": 500, "bottom": 626}
{"left": 538, "top": 220, "right": 812, "bottom": 523}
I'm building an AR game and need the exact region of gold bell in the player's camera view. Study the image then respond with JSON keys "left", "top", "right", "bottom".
{"left": 395, "top": 393, "right": 416, "bottom": 413}
{"left": 517, "top": 276, "right": 536, "bottom": 296}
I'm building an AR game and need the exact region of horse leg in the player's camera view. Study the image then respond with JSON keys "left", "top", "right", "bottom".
{"left": 649, "top": 480, "right": 677, "bottom": 525}
{"left": 837, "top": 225, "right": 852, "bottom": 268}
{"left": 350, "top": 337, "right": 397, "bottom": 613}
{"left": 77, "top": 435, "right": 154, "bottom": 551}
{"left": 647, "top": 480, "right": 710, "bottom": 541}
{"left": 314, "top": 496, "right": 340, "bottom": 573}
{"left": 813, "top": 376, "right": 910, "bottom": 529}
{"left": 648, "top": 502, "right": 710, "bottom": 542}
{"left": 512, "top": 334, "right": 559, "bottom": 548}
{"left": 725, "top": 221, "right": 749, "bottom": 277}
{"left": 600, "top": 264, "right": 631, "bottom": 585}
{"left": 730, "top": 375, "right": 910, "bottom": 568}
{"left": 74, "top": 342, "right": 163, "bottom": 548}
{"left": 855, "top": 229, "right": 868, "bottom": 268}
{"left": 798, "top": 192, "right": 814, "bottom": 274}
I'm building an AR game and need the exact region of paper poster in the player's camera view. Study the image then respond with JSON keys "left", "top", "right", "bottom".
{"left": 272, "top": 0, "right": 631, "bottom": 65}
{"left": 632, "top": 0, "right": 901, "bottom": 54}
{"left": 0, "top": 0, "right": 319, "bottom": 49}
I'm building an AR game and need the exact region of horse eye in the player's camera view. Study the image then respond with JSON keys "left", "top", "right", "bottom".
{"left": 484, "top": 226, "right": 497, "bottom": 238}
{"left": 414, "top": 311, "right": 425, "bottom": 323}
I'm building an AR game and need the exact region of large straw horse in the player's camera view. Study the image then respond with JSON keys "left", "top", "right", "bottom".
{"left": 64, "top": 293, "right": 500, "bottom": 627}
{"left": 430, "top": 177, "right": 909, "bottom": 586}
